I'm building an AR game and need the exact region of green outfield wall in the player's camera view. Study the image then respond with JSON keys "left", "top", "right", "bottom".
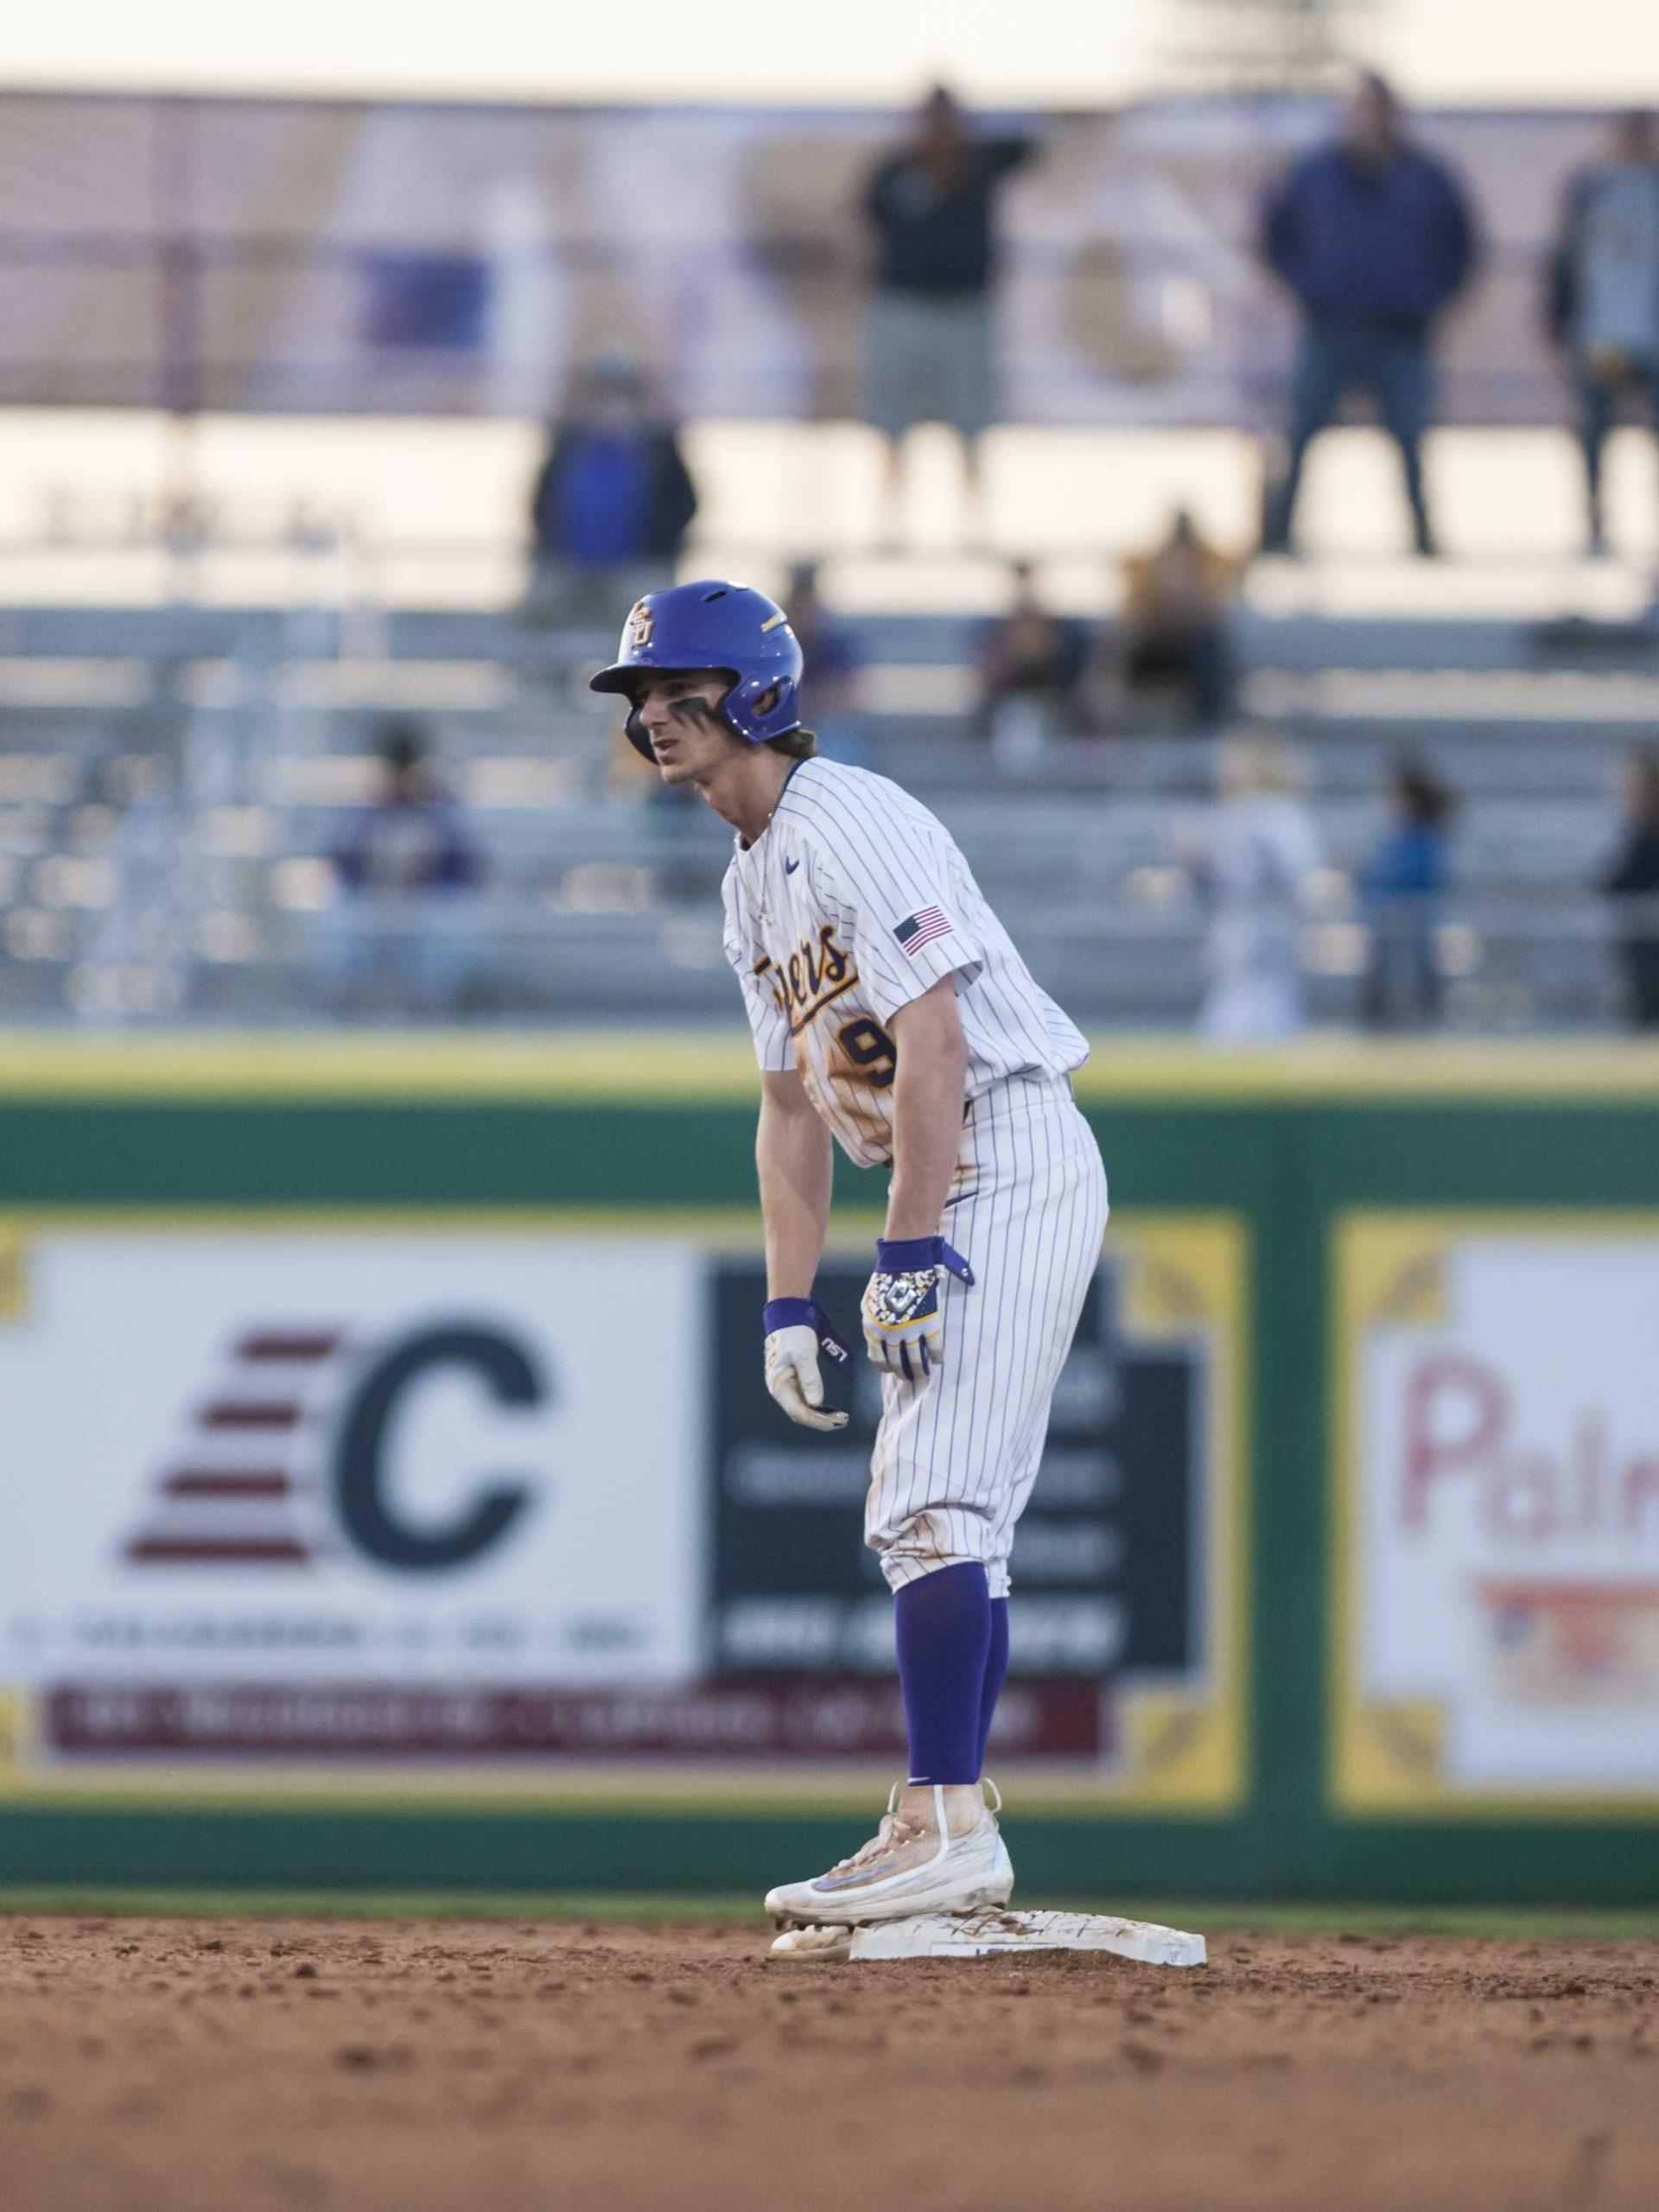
{"left": 1, "top": 1033, "right": 1656, "bottom": 1903}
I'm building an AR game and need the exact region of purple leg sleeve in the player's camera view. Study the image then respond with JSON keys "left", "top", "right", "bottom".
{"left": 893, "top": 1561, "right": 992, "bottom": 1786}
{"left": 976, "top": 1597, "right": 1010, "bottom": 1774}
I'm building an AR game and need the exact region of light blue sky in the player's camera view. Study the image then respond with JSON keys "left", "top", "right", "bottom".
{"left": 3, "top": 0, "right": 1657, "bottom": 107}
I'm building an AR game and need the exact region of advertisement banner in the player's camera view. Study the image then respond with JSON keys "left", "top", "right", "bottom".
{"left": 0, "top": 1222, "right": 709, "bottom": 1776}
{"left": 0, "top": 1210, "right": 1244, "bottom": 1812}
{"left": 1332, "top": 1215, "right": 1659, "bottom": 1815}
{"left": 709, "top": 1225, "right": 1246, "bottom": 1807}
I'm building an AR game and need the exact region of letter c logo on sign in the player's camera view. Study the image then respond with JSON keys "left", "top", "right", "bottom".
{"left": 333, "top": 1323, "right": 545, "bottom": 1572}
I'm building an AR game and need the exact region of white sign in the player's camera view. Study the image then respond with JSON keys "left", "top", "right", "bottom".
{"left": 1342, "top": 1222, "right": 1659, "bottom": 1805}
{"left": 0, "top": 1226, "right": 705, "bottom": 1718}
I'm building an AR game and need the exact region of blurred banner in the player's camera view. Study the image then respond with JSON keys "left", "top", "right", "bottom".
{"left": 0, "top": 1214, "right": 1243, "bottom": 1811}
{"left": 0, "top": 92, "right": 1614, "bottom": 425}
{"left": 1333, "top": 1216, "right": 1659, "bottom": 1815}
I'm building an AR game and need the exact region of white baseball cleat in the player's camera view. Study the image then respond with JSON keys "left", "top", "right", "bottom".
{"left": 766, "top": 1781, "right": 1013, "bottom": 1929}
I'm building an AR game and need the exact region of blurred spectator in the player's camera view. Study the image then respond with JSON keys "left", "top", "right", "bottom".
{"left": 783, "top": 563, "right": 867, "bottom": 765}
{"left": 327, "top": 721, "right": 482, "bottom": 1017}
{"left": 1360, "top": 758, "right": 1458, "bottom": 1030}
{"left": 1260, "top": 73, "right": 1477, "bottom": 558}
{"left": 1602, "top": 745, "right": 1659, "bottom": 1027}
{"left": 975, "top": 562, "right": 1088, "bottom": 772}
{"left": 1547, "top": 111, "right": 1659, "bottom": 558}
{"left": 1179, "top": 738, "right": 1322, "bottom": 1041}
{"left": 526, "top": 353, "right": 697, "bottom": 624}
{"left": 1100, "top": 509, "right": 1239, "bottom": 729}
{"left": 862, "top": 85, "right": 1036, "bottom": 538}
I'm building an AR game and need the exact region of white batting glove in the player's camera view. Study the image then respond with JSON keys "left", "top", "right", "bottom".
{"left": 861, "top": 1237, "right": 976, "bottom": 1381}
{"left": 763, "top": 1299, "right": 853, "bottom": 1431}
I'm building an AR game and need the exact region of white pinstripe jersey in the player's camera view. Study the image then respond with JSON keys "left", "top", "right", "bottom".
{"left": 721, "top": 759, "right": 1088, "bottom": 1168}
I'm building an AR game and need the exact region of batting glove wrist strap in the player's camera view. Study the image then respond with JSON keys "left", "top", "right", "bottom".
{"left": 874, "top": 1237, "right": 975, "bottom": 1286}
{"left": 762, "top": 1298, "right": 853, "bottom": 1367}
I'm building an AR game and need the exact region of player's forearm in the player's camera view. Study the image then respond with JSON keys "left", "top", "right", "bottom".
{"left": 757, "top": 1091, "right": 835, "bottom": 1298}
{"left": 883, "top": 987, "right": 969, "bottom": 1241}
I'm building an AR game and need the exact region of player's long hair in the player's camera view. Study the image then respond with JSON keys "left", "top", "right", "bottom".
{"left": 766, "top": 726, "right": 819, "bottom": 762}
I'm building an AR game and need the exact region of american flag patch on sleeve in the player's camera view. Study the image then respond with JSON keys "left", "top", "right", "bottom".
{"left": 893, "top": 906, "right": 953, "bottom": 957}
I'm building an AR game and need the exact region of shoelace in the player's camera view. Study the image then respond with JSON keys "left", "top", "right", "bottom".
{"left": 828, "top": 1814, "right": 927, "bottom": 1876}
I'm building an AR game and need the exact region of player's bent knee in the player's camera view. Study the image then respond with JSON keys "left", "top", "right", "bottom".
{"left": 870, "top": 1508, "right": 996, "bottom": 1592}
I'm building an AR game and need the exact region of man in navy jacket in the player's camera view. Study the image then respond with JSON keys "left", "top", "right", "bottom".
{"left": 1260, "top": 75, "right": 1478, "bottom": 557}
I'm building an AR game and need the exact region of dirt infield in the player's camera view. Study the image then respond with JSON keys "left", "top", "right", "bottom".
{"left": 3, "top": 1914, "right": 1656, "bottom": 2211}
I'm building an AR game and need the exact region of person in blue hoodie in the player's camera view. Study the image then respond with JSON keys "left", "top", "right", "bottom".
{"left": 1261, "top": 75, "right": 1478, "bottom": 558}
{"left": 526, "top": 353, "right": 698, "bottom": 625}
{"left": 1360, "top": 757, "right": 1458, "bottom": 1029}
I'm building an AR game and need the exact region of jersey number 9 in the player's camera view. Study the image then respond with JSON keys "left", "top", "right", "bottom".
{"left": 837, "top": 1015, "right": 897, "bottom": 1089}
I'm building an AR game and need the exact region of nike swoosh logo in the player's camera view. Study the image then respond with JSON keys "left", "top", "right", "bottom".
{"left": 815, "top": 1860, "right": 901, "bottom": 1891}
{"left": 784, "top": 858, "right": 800, "bottom": 876}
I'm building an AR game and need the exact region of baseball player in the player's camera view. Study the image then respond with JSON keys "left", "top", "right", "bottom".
{"left": 592, "top": 581, "right": 1108, "bottom": 1926}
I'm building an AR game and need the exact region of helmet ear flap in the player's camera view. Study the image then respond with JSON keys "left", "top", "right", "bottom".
{"left": 722, "top": 671, "right": 800, "bottom": 744}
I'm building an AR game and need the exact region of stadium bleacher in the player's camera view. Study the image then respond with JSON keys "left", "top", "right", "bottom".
{"left": 0, "top": 571, "right": 1649, "bottom": 1028}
